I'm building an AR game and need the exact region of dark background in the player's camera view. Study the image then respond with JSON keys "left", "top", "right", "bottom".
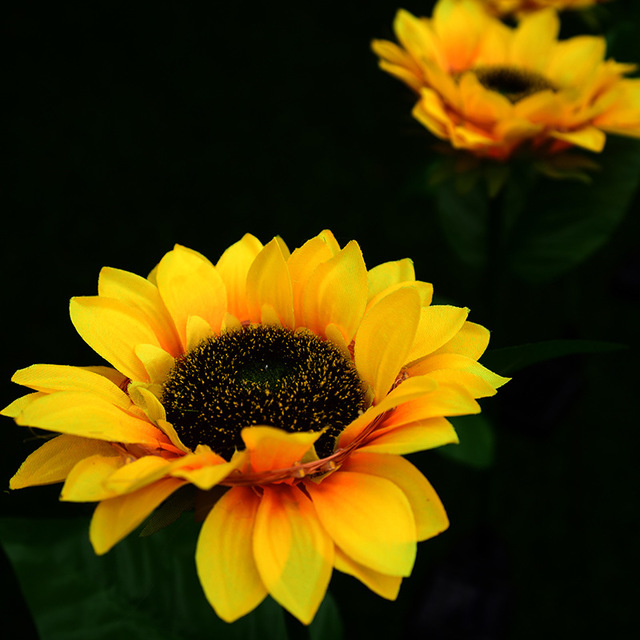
{"left": 2, "top": 1, "right": 639, "bottom": 638}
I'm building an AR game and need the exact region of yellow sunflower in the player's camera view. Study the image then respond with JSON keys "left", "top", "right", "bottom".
{"left": 3, "top": 230, "right": 507, "bottom": 624}
{"left": 372, "top": 0, "right": 640, "bottom": 160}
{"left": 483, "top": 0, "right": 609, "bottom": 16}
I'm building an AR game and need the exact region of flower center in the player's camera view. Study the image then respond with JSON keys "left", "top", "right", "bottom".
{"left": 161, "top": 325, "right": 368, "bottom": 460}
{"left": 472, "top": 65, "right": 557, "bottom": 103}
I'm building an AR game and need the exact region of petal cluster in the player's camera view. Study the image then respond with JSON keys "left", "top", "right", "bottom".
{"left": 372, "top": 0, "right": 640, "bottom": 159}
{"left": 483, "top": 0, "right": 608, "bottom": 16}
{"left": 3, "top": 230, "right": 507, "bottom": 624}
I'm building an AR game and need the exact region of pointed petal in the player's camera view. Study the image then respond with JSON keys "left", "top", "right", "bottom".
{"left": 103, "top": 455, "right": 174, "bottom": 494}
{"left": 1, "top": 392, "right": 44, "bottom": 417}
{"left": 334, "top": 546, "right": 402, "bottom": 600}
{"left": 302, "top": 240, "right": 368, "bottom": 344}
{"left": 15, "top": 391, "right": 167, "bottom": 445}
{"left": 155, "top": 244, "right": 227, "bottom": 350}
{"left": 60, "top": 454, "right": 125, "bottom": 501}
{"left": 171, "top": 448, "right": 246, "bottom": 490}
{"left": 196, "top": 486, "right": 267, "bottom": 622}
{"left": 216, "top": 233, "right": 264, "bottom": 323}
{"left": 241, "top": 426, "right": 320, "bottom": 475}
{"left": 90, "top": 477, "right": 185, "bottom": 554}
{"left": 366, "top": 259, "right": 415, "bottom": 303}
{"left": 10, "top": 435, "right": 118, "bottom": 489}
{"left": 305, "top": 471, "right": 416, "bottom": 576}
{"left": 134, "top": 344, "right": 175, "bottom": 384}
{"left": 550, "top": 127, "right": 606, "bottom": 153}
{"left": 70, "top": 296, "right": 162, "bottom": 382}
{"left": 510, "top": 9, "right": 558, "bottom": 73}
{"left": 355, "top": 287, "right": 421, "bottom": 402}
{"left": 406, "top": 305, "right": 470, "bottom": 365}
{"left": 246, "top": 238, "right": 295, "bottom": 328}
{"left": 11, "top": 364, "right": 133, "bottom": 410}
{"left": 358, "top": 417, "right": 459, "bottom": 455}
{"left": 340, "top": 453, "right": 448, "bottom": 542}
{"left": 409, "top": 353, "right": 509, "bottom": 390}
{"left": 431, "top": 321, "right": 490, "bottom": 360}
{"left": 98, "top": 266, "right": 182, "bottom": 356}
{"left": 253, "top": 485, "right": 334, "bottom": 624}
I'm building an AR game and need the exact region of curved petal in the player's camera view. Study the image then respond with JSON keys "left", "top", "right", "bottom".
{"left": 302, "top": 240, "right": 368, "bottom": 344}
{"left": 409, "top": 353, "right": 509, "bottom": 390}
{"left": 90, "top": 477, "right": 186, "bottom": 555}
{"left": 10, "top": 435, "right": 118, "bottom": 489}
{"left": 98, "top": 266, "right": 182, "bottom": 356}
{"left": 304, "top": 471, "right": 416, "bottom": 577}
{"left": 431, "top": 321, "right": 490, "bottom": 360}
{"left": 60, "top": 454, "right": 125, "bottom": 502}
{"left": 510, "top": 9, "right": 558, "bottom": 73}
{"left": 196, "top": 486, "right": 267, "bottom": 622}
{"left": 103, "top": 455, "right": 174, "bottom": 494}
{"left": 358, "top": 417, "right": 459, "bottom": 455}
{"left": 70, "top": 296, "right": 161, "bottom": 382}
{"left": 246, "top": 238, "right": 295, "bottom": 328}
{"left": 11, "top": 364, "right": 133, "bottom": 411}
{"left": 366, "top": 259, "right": 415, "bottom": 302}
{"left": 340, "top": 452, "right": 449, "bottom": 542}
{"left": 15, "top": 391, "right": 168, "bottom": 445}
{"left": 216, "top": 233, "right": 264, "bottom": 323}
{"left": 355, "top": 287, "right": 421, "bottom": 402}
{"left": 241, "top": 426, "right": 321, "bottom": 475}
{"left": 333, "top": 546, "right": 402, "bottom": 600}
{"left": 171, "top": 447, "right": 246, "bottom": 490}
{"left": 155, "top": 244, "right": 227, "bottom": 350}
{"left": 253, "top": 485, "right": 334, "bottom": 624}
{"left": 406, "top": 305, "right": 470, "bottom": 365}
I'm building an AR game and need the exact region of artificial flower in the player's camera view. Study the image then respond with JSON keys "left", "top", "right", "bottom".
{"left": 372, "top": 0, "right": 640, "bottom": 159}
{"left": 4, "top": 230, "right": 507, "bottom": 624}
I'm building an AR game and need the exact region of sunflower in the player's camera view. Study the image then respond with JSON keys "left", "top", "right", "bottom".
{"left": 372, "top": 0, "right": 640, "bottom": 160}
{"left": 483, "top": 0, "right": 609, "bottom": 16}
{"left": 3, "top": 231, "right": 507, "bottom": 624}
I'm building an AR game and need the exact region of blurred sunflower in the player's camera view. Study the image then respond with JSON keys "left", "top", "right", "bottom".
{"left": 483, "top": 0, "right": 609, "bottom": 16}
{"left": 3, "top": 231, "right": 507, "bottom": 624}
{"left": 372, "top": 0, "right": 640, "bottom": 160}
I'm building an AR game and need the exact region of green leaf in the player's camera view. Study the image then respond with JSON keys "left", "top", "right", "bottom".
{"left": 509, "top": 136, "right": 640, "bottom": 282}
{"left": 437, "top": 414, "right": 495, "bottom": 469}
{"left": 0, "top": 515, "right": 287, "bottom": 640}
{"left": 481, "top": 339, "right": 625, "bottom": 376}
{"left": 309, "top": 591, "right": 344, "bottom": 640}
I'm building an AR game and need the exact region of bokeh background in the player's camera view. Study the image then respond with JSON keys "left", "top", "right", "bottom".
{"left": 2, "top": 1, "right": 639, "bottom": 638}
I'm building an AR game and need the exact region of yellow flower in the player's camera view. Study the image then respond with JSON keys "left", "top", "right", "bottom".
{"left": 372, "top": 0, "right": 640, "bottom": 160}
{"left": 3, "top": 231, "right": 507, "bottom": 624}
{"left": 483, "top": 0, "right": 608, "bottom": 16}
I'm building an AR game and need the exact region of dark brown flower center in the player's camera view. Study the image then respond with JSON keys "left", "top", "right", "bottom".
{"left": 161, "top": 325, "right": 367, "bottom": 460}
{"left": 472, "top": 65, "right": 557, "bottom": 103}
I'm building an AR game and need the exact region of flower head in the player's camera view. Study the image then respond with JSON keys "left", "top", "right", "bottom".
{"left": 4, "top": 231, "right": 507, "bottom": 624}
{"left": 372, "top": 0, "right": 640, "bottom": 159}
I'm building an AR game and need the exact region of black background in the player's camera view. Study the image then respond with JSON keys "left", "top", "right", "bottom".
{"left": 2, "top": 1, "right": 640, "bottom": 638}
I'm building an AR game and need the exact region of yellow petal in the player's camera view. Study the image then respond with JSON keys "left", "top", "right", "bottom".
{"left": 550, "top": 127, "right": 606, "bottom": 153}
{"left": 340, "top": 452, "right": 448, "bottom": 542}
{"left": 394, "top": 9, "right": 446, "bottom": 71}
{"left": 70, "top": 296, "right": 162, "bottom": 382}
{"left": 10, "top": 435, "right": 118, "bottom": 489}
{"left": 355, "top": 287, "right": 421, "bottom": 402}
{"left": 333, "top": 546, "right": 402, "bottom": 601}
{"left": 288, "top": 232, "right": 339, "bottom": 326}
{"left": 90, "top": 477, "right": 185, "bottom": 555}
{"left": 425, "top": 369, "right": 500, "bottom": 399}
{"left": 510, "top": 9, "right": 559, "bottom": 73}
{"left": 1, "top": 392, "right": 43, "bottom": 418}
{"left": 338, "top": 375, "right": 439, "bottom": 449}
{"left": 103, "top": 455, "right": 173, "bottom": 494}
{"left": 406, "top": 305, "right": 470, "bottom": 365}
{"left": 98, "top": 266, "right": 182, "bottom": 356}
{"left": 358, "top": 417, "right": 459, "bottom": 455}
{"left": 253, "top": 485, "right": 334, "bottom": 624}
{"left": 155, "top": 244, "right": 227, "bottom": 350}
{"left": 302, "top": 240, "right": 368, "bottom": 344}
{"left": 11, "top": 364, "right": 133, "bottom": 411}
{"left": 547, "top": 36, "right": 606, "bottom": 87}
{"left": 431, "top": 321, "right": 490, "bottom": 360}
{"left": 216, "top": 233, "right": 264, "bottom": 323}
{"left": 366, "top": 259, "right": 416, "bottom": 303}
{"left": 186, "top": 314, "right": 214, "bottom": 351}
{"left": 410, "top": 354, "right": 509, "bottom": 390}
{"left": 171, "top": 448, "right": 245, "bottom": 490}
{"left": 15, "top": 391, "right": 167, "bottom": 445}
{"left": 134, "top": 343, "right": 175, "bottom": 384}
{"left": 241, "top": 426, "right": 320, "bottom": 475}
{"left": 305, "top": 471, "right": 416, "bottom": 577}
{"left": 196, "top": 486, "right": 267, "bottom": 622}
{"left": 60, "top": 454, "right": 125, "bottom": 501}
{"left": 246, "top": 238, "right": 295, "bottom": 328}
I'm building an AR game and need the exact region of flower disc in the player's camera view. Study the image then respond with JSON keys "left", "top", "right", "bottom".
{"left": 161, "top": 325, "right": 367, "bottom": 459}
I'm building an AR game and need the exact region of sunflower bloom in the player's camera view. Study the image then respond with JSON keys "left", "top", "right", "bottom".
{"left": 3, "top": 231, "right": 507, "bottom": 624}
{"left": 483, "top": 0, "right": 609, "bottom": 16}
{"left": 372, "top": 0, "right": 640, "bottom": 159}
